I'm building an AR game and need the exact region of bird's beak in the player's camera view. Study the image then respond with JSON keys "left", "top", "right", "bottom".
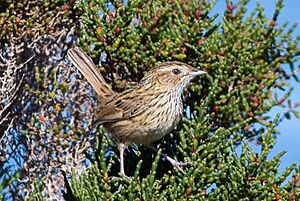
{"left": 189, "top": 70, "right": 207, "bottom": 76}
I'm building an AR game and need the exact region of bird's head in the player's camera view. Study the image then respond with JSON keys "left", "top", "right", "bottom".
{"left": 142, "top": 61, "right": 207, "bottom": 92}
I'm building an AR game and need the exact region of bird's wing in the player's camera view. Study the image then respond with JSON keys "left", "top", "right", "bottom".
{"left": 94, "top": 88, "right": 150, "bottom": 124}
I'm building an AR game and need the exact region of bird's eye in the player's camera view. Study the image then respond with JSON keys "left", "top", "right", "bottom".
{"left": 172, "top": 69, "right": 181, "bottom": 75}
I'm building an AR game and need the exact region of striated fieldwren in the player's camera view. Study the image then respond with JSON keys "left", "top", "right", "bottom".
{"left": 67, "top": 47, "right": 207, "bottom": 178}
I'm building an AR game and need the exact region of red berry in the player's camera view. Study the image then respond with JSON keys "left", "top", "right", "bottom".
{"left": 15, "top": 17, "right": 21, "bottom": 24}
{"left": 98, "top": 36, "right": 105, "bottom": 43}
{"left": 213, "top": 105, "right": 219, "bottom": 112}
{"left": 180, "top": 47, "right": 187, "bottom": 53}
{"left": 275, "top": 193, "right": 281, "bottom": 200}
{"left": 249, "top": 97, "right": 259, "bottom": 107}
{"left": 195, "top": 27, "right": 201, "bottom": 32}
{"left": 226, "top": 4, "right": 233, "bottom": 11}
{"left": 115, "top": 27, "right": 121, "bottom": 35}
{"left": 195, "top": 9, "right": 200, "bottom": 19}
{"left": 39, "top": 115, "right": 45, "bottom": 122}
{"left": 197, "top": 38, "right": 205, "bottom": 45}
{"left": 63, "top": 4, "right": 69, "bottom": 11}
{"left": 143, "top": 21, "right": 148, "bottom": 28}
{"left": 26, "top": 29, "right": 32, "bottom": 36}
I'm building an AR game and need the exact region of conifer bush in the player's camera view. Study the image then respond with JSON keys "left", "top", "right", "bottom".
{"left": 0, "top": 0, "right": 299, "bottom": 200}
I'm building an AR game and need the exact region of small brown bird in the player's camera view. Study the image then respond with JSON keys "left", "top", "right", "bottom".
{"left": 67, "top": 47, "right": 206, "bottom": 178}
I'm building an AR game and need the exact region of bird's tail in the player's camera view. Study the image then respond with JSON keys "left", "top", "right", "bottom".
{"left": 67, "top": 47, "right": 115, "bottom": 100}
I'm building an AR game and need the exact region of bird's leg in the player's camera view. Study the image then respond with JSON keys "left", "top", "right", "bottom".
{"left": 145, "top": 144, "right": 192, "bottom": 173}
{"left": 118, "top": 143, "right": 132, "bottom": 181}
{"left": 119, "top": 143, "right": 126, "bottom": 177}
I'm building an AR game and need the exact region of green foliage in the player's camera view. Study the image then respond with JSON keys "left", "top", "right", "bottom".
{"left": 54, "top": 0, "right": 300, "bottom": 200}
{"left": 1, "top": 0, "right": 299, "bottom": 200}
{"left": 64, "top": 120, "right": 300, "bottom": 200}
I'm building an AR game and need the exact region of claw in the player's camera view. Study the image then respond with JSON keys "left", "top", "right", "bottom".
{"left": 120, "top": 173, "right": 132, "bottom": 182}
{"left": 165, "top": 156, "right": 193, "bottom": 173}
{"left": 145, "top": 144, "right": 193, "bottom": 173}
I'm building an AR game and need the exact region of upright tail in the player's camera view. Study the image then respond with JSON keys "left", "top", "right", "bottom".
{"left": 67, "top": 47, "right": 115, "bottom": 100}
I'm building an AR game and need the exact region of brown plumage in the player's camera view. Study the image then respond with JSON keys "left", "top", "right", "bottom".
{"left": 67, "top": 47, "right": 207, "bottom": 178}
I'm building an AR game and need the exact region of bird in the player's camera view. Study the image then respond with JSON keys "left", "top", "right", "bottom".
{"left": 67, "top": 47, "right": 207, "bottom": 178}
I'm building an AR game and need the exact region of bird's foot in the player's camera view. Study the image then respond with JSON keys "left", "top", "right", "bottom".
{"left": 166, "top": 156, "right": 193, "bottom": 173}
{"left": 120, "top": 172, "right": 132, "bottom": 182}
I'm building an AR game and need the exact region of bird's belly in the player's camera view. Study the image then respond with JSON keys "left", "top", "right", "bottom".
{"left": 103, "top": 107, "right": 182, "bottom": 145}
